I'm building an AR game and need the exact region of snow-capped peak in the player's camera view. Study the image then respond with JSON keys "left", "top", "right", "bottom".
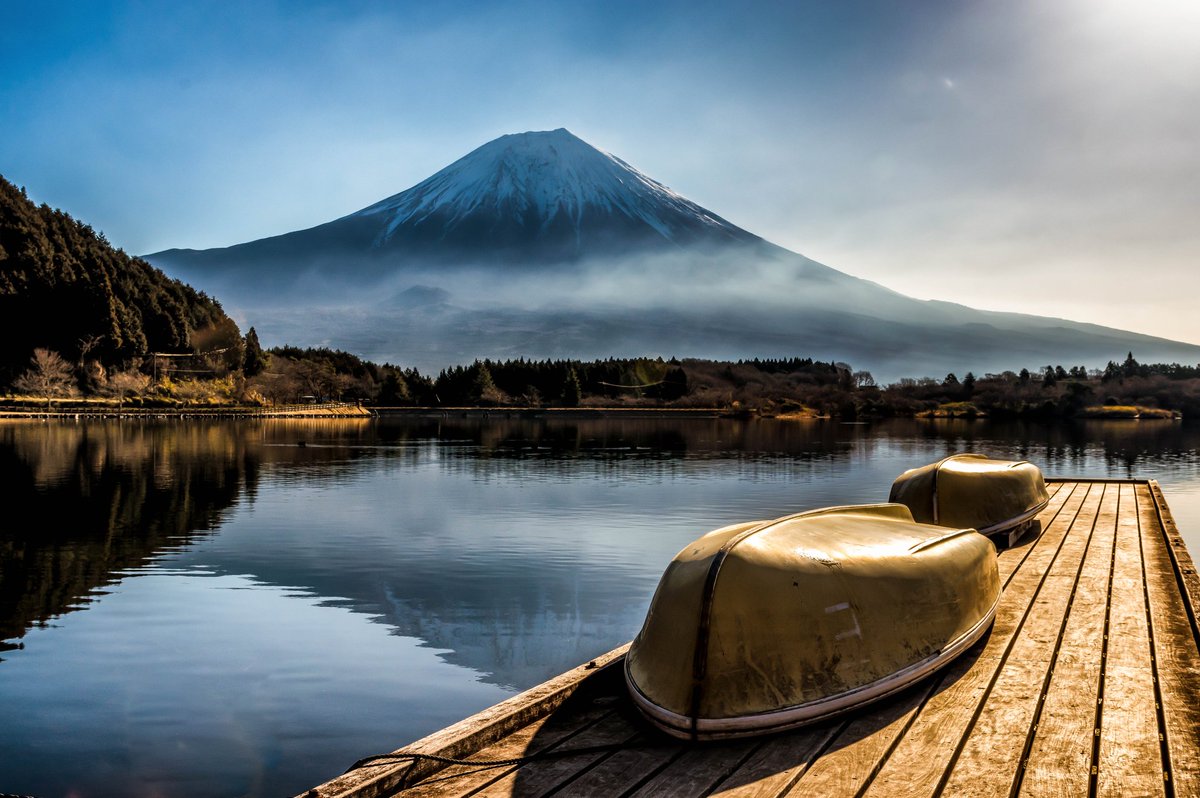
{"left": 348, "top": 128, "right": 756, "bottom": 250}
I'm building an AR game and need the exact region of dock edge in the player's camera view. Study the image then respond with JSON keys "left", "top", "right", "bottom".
{"left": 294, "top": 643, "right": 630, "bottom": 798}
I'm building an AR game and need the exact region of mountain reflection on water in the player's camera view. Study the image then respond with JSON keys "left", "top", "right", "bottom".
{"left": 168, "top": 416, "right": 867, "bottom": 690}
{"left": 2, "top": 416, "right": 1200, "bottom": 798}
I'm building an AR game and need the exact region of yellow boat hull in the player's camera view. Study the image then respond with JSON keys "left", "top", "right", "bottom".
{"left": 889, "top": 454, "right": 1050, "bottom": 536}
{"left": 625, "top": 504, "right": 999, "bottom": 740}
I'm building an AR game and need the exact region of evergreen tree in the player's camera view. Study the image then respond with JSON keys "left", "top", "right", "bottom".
{"left": 660, "top": 366, "right": 689, "bottom": 401}
{"left": 471, "top": 361, "right": 504, "bottom": 405}
{"left": 0, "top": 174, "right": 239, "bottom": 385}
{"left": 563, "top": 367, "right": 582, "bottom": 407}
{"left": 1122, "top": 351, "right": 1140, "bottom": 378}
{"left": 243, "top": 327, "right": 267, "bottom": 377}
{"left": 1059, "top": 380, "right": 1094, "bottom": 416}
{"left": 377, "top": 369, "right": 411, "bottom": 405}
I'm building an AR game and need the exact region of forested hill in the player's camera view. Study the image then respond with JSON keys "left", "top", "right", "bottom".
{"left": 0, "top": 175, "right": 240, "bottom": 383}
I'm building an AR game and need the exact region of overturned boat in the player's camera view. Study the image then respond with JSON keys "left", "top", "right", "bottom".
{"left": 625, "top": 504, "right": 999, "bottom": 741}
{"left": 889, "top": 453, "right": 1050, "bottom": 539}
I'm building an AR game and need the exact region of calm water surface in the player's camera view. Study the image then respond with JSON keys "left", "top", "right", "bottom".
{"left": 3, "top": 416, "right": 1200, "bottom": 797}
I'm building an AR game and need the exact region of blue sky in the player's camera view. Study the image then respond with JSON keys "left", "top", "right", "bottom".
{"left": 2, "top": 0, "right": 1198, "bottom": 344}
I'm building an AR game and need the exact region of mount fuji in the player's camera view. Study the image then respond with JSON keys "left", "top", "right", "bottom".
{"left": 150, "top": 128, "right": 791, "bottom": 281}
{"left": 147, "top": 129, "right": 1200, "bottom": 379}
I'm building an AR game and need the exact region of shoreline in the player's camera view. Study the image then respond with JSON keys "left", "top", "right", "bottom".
{"left": 0, "top": 403, "right": 1185, "bottom": 421}
{"left": 0, "top": 401, "right": 374, "bottom": 419}
{"left": 0, "top": 405, "right": 728, "bottom": 420}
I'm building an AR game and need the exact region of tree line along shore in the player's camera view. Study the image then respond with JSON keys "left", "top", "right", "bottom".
{"left": 1, "top": 344, "right": 1195, "bottom": 421}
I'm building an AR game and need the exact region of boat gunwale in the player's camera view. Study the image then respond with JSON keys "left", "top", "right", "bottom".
{"left": 974, "top": 495, "right": 1050, "bottom": 537}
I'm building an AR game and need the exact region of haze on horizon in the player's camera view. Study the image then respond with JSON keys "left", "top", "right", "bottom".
{"left": 2, "top": 0, "right": 1198, "bottom": 348}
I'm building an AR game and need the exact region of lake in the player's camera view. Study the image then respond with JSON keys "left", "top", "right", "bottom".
{"left": 3, "top": 415, "right": 1200, "bottom": 797}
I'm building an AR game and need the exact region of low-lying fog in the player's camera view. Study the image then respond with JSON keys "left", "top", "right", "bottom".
{"left": 177, "top": 248, "right": 1200, "bottom": 381}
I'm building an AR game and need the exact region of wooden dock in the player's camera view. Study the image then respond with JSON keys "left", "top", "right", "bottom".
{"left": 300, "top": 479, "right": 1200, "bottom": 798}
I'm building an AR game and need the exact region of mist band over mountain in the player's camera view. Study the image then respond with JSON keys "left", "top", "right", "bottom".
{"left": 146, "top": 129, "right": 1200, "bottom": 380}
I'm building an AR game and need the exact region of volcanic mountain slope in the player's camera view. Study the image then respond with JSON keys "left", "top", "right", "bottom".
{"left": 146, "top": 129, "right": 1200, "bottom": 379}
{"left": 151, "top": 128, "right": 774, "bottom": 285}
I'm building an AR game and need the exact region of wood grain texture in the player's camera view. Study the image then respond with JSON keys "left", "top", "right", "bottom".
{"left": 1095, "top": 485, "right": 1165, "bottom": 798}
{"left": 1018, "top": 483, "right": 1116, "bottom": 797}
{"left": 549, "top": 737, "right": 686, "bottom": 796}
{"left": 996, "top": 481, "right": 1071, "bottom": 585}
{"left": 397, "top": 705, "right": 616, "bottom": 798}
{"left": 1138, "top": 484, "right": 1200, "bottom": 797}
{"left": 862, "top": 482, "right": 1093, "bottom": 798}
{"left": 707, "top": 722, "right": 842, "bottom": 798}
{"left": 939, "top": 483, "right": 1108, "bottom": 797}
{"left": 628, "top": 739, "right": 759, "bottom": 797}
{"left": 783, "top": 680, "right": 937, "bottom": 797}
{"left": 296, "top": 644, "right": 630, "bottom": 798}
{"left": 1149, "top": 481, "right": 1200, "bottom": 655}
{"left": 470, "top": 712, "right": 643, "bottom": 797}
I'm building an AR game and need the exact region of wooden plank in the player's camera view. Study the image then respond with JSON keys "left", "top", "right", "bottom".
{"left": 469, "top": 712, "right": 643, "bottom": 797}
{"left": 1001, "top": 480, "right": 1068, "bottom": 549}
{"left": 1045, "top": 477, "right": 1151, "bottom": 484}
{"left": 708, "top": 722, "right": 843, "bottom": 798}
{"left": 296, "top": 644, "right": 630, "bottom": 798}
{"left": 782, "top": 680, "right": 938, "bottom": 796}
{"left": 629, "top": 739, "right": 760, "bottom": 798}
{"left": 1094, "top": 485, "right": 1165, "bottom": 797}
{"left": 1018, "top": 480, "right": 1117, "bottom": 796}
{"left": 939, "top": 482, "right": 1109, "bottom": 796}
{"left": 551, "top": 736, "right": 687, "bottom": 796}
{"left": 1149, "top": 481, "right": 1200, "bottom": 658}
{"left": 1138, "top": 484, "right": 1200, "bottom": 796}
{"left": 861, "top": 481, "right": 1094, "bottom": 798}
{"left": 996, "top": 481, "right": 1073, "bottom": 585}
{"left": 398, "top": 705, "right": 617, "bottom": 797}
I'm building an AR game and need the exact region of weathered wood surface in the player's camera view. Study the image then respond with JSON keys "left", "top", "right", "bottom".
{"left": 1139, "top": 485, "right": 1200, "bottom": 797}
{"left": 297, "top": 480, "right": 1200, "bottom": 798}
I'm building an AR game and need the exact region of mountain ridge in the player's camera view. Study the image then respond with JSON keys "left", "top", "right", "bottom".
{"left": 150, "top": 128, "right": 775, "bottom": 278}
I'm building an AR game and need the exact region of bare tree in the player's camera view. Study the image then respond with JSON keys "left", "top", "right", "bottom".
{"left": 106, "top": 368, "right": 151, "bottom": 409}
{"left": 295, "top": 360, "right": 338, "bottom": 400}
{"left": 12, "top": 348, "right": 78, "bottom": 408}
{"left": 852, "top": 370, "right": 876, "bottom": 389}
{"left": 76, "top": 333, "right": 106, "bottom": 391}
{"left": 77, "top": 333, "right": 104, "bottom": 367}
